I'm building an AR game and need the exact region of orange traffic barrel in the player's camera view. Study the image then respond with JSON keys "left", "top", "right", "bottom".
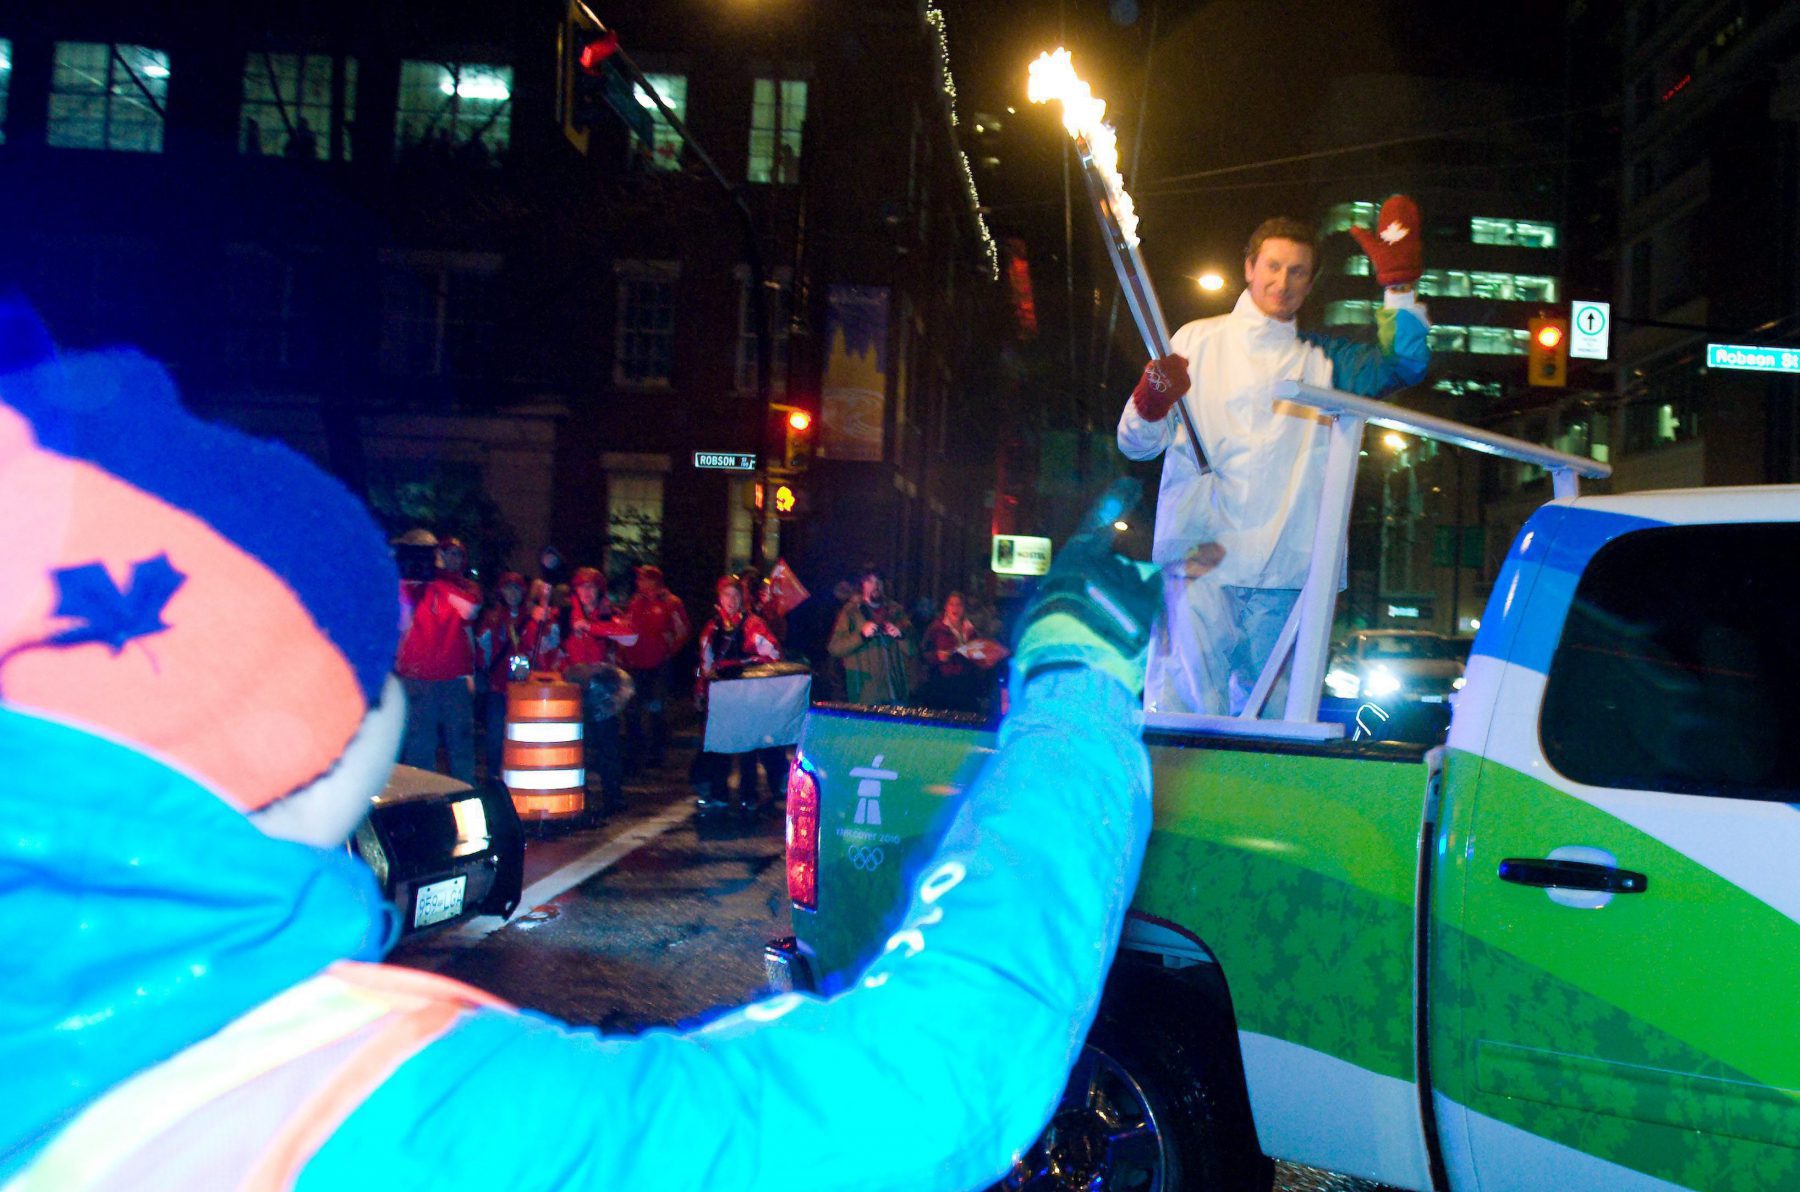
{"left": 503, "top": 673, "right": 586, "bottom": 821}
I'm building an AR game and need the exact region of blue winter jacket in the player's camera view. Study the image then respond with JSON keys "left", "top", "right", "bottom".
{"left": 1, "top": 665, "right": 1151, "bottom": 1191}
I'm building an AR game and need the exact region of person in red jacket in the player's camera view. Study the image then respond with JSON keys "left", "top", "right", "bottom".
{"left": 619, "top": 564, "right": 689, "bottom": 775}
{"left": 394, "top": 531, "right": 481, "bottom": 782}
{"left": 474, "top": 571, "right": 553, "bottom": 780}
{"left": 920, "top": 591, "right": 984, "bottom": 713}
{"left": 560, "top": 567, "right": 637, "bottom": 814}
{"left": 692, "top": 575, "right": 780, "bottom": 810}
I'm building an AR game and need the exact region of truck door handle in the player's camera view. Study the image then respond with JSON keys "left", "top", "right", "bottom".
{"left": 1498, "top": 858, "right": 1648, "bottom": 894}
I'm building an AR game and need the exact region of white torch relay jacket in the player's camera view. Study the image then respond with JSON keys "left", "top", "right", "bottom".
{"left": 1118, "top": 288, "right": 1430, "bottom": 589}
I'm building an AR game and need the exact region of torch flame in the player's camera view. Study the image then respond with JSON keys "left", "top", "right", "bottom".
{"left": 1028, "top": 48, "right": 1139, "bottom": 247}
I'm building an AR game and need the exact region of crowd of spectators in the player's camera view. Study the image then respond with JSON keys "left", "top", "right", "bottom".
{"left": 391, "top": 535, "right": 1008, "bottom": 809}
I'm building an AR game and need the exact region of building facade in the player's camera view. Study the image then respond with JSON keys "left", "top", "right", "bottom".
{"left": 1609, "top": 0, "right": 1800, "bottom": 492}
{"left": 1309, "top": 75, "right": 1574, "bottom": 638}
{"left": 0, "top": 0, "right": 1005, "bottom": 637}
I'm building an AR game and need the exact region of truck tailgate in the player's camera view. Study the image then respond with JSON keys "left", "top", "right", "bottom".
{"left": 791, "top": 705, "right": 995, "bottom": 988}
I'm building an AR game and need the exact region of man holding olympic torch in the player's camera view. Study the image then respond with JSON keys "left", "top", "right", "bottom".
{"left": 1118, "top": 199, "right": 1431, "bottom": 716}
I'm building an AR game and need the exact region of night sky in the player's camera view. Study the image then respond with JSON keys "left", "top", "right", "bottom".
{"left": 941, "top": 0, "right": 1577, "bottom": 328}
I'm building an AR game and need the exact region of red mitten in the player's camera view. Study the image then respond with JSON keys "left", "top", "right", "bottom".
{"left": 1131, "top": 353, "right": 1190, "bottom": 422}
{"left": 1349, "top": 195, "right": 1423, "bottom": 288}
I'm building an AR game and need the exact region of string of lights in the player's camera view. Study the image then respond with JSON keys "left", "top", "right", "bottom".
{"left": 925, "top": 2, "right": 999, "bottom": 278}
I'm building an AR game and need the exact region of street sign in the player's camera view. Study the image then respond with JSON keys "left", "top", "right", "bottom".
{"left": 1570, "top": 300, "right": 1610, "bottom": 360}
{"left": 694, "top": 451, "right": 757, "bottom": 471}
{"left": 991, "top": 534, "right": 1053, "bottom": 577}
{"left": 1707, "top": 343, "right": 1800, "bottom": 374}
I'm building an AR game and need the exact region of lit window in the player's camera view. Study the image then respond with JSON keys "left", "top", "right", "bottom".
{"left": 1417, "top": 270, "right": 1560, "bottom": 302}
{"left": 379, "top": 253, "right": 502, "bottom": 378}
{"left": 608, "top": 472, "right": 665, "bottom": 566}
{"left": 736, "top": 268, "right": 791, "bottom": 394}
{"left": 1469, "top": 272, "right": 1508, "bottom": 299}
{"left": 395, "top": 61, "right": 512, "bottom": 162}
{"left": 614, "top": 261, "right": 678, "bottom": 386}
{"left": 748, "top": 78, "right": 806, "bottom": 183}
{"left": 0, "top": 40, "right": 13, "bottom": 144}
{"left": 1470, "top": 217, "right": 1557, "bottom": 248}
{"left": 1431, "top": 378, "right": 1503, "bottom": 399}
{"left": 1323, "top": 299, "right": 1376, "bottom": 327}
{"left": 1468, "top": 326, "right": 1528, "bottom": 355}
{"left": 1510, "top": 274, "right": 1558, "bottom": 302}
{"left": 1418, "top": 270, "right": 1472, "bottom": 298}
{"left": 240, "top": 53, "right": 357, "bottom": 161}
{"left": 633, "top": 73, "right": 687, "bottom": 171}
{"left": 1341, "top": 254, "right": 1371, "bottom": 277}
{"left": 1428, "top": 325, "right": 1529, "bottom": 355}
{"left": 1321, "top": 201, "right": 1377, "bottom": 237}
{"left": 49, "top": 42, "right": 169, "bottom": 153}
{"left": 1428, "top": 325, "right": 1468, "bottom": 353}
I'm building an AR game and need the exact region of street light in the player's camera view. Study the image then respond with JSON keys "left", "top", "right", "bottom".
{"left": 1196, "top": 271, "right": 1225, "bottom": 292}
{"left": 1382, "top": 431, "right": 1408, "bottom": 452}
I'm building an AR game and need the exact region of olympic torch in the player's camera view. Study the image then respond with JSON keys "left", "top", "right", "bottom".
{"left": 1028, "top": 49, "right": 1207, "bottom": 470}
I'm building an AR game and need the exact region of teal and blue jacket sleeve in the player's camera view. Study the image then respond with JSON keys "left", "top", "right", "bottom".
{"left": 304, "top": 668, "right": 1153, "bottom": 1192}
{"left": 1300, "top": 305, "right": 1429, "bottom": 397}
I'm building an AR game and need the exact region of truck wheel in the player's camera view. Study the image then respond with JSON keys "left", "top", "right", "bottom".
{"left": 1002, "top": 1004, "right": 1272, "bottom": 1191}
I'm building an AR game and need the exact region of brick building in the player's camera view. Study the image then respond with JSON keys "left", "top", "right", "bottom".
{"left": 0, "top": 0, "right": 1006, "bottom": 633}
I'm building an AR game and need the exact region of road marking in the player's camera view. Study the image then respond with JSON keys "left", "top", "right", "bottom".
{"left": 438, "top": 802, "right": 696, "bottom": 948}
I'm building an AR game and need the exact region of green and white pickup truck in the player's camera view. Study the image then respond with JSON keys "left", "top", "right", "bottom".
{"left": 766, "top": 383, "right": 1800, "bottom": 1192}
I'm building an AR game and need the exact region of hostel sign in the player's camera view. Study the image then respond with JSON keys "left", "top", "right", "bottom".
{"left": 991, "top": 534, "right": 1053, "bottom": 577}
{"left": 1706, "top": 343, "right": 1800, "bottom": 374}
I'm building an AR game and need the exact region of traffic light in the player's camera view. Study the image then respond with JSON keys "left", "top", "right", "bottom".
{"left": 771, "top": 480, "right": 809, "bottom": 519}
{"left": 560, "top": 2, "right": 607, "bottom": 152}
{"left": 780, "top": 407, "right": 815, "bottom": 471}
{"left": 560, "top": 1, "right": 648, "bottom": 154}
{"left": 1527, "top": 316, "right": 1569, "bottom": 388}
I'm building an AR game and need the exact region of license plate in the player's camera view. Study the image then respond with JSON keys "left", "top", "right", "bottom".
{"left": 413, "top": 875, "right": 467, "bottom": 929}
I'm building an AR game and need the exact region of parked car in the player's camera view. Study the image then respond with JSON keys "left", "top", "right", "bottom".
{"left": 1322, "top": 628, "right": 1467, "bottom": 742}
{"left": 350, "top": 766, "right": 524, "bottom": 936}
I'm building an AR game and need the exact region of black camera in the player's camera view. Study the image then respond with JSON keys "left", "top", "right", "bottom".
{"left": 395, "top": 544, "right": 437, "bottom": 583}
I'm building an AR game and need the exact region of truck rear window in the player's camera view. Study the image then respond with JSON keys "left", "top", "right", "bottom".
{"left": 1539, "top": 522, "right": 1800, "bottom": 802}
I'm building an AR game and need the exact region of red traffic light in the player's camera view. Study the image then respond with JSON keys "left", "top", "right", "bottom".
{"left": 786, "top": 410, "right": 812, "bottom": 432}
{"left": 578, "top": 31, "right": 619, "bottom": 73}
{"left": 1534, "top": 323, "right": 1564, "bottom": 350}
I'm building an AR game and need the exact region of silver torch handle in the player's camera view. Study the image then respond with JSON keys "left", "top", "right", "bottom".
{"left": 1070, "top": 134, "right": 1209, "bottom": 473}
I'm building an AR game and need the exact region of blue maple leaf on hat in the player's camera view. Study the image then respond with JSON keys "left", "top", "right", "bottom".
{"left": 46, "top": 555, "right": 186, "bottom": 652}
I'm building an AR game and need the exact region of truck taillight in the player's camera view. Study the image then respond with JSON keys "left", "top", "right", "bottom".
{"left": 786, "top": 758, "right": 819, "bottom": 910}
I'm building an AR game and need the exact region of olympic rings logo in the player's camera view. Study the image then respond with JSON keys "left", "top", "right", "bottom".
{"left": 848, "top": 845, "right": 885, "bottom": 871}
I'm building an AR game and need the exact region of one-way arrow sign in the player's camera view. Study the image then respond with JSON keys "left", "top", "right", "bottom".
{"left": 1571, "top": 300, "right": 1609, "bottom": 360}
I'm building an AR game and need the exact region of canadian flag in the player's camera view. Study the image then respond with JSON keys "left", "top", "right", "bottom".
{"left": 767, "top": 559, "right": 811, "bottom": 616}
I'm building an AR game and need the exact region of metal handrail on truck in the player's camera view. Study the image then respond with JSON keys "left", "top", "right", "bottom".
{"left": 1144, "top": 380, "right": 1614, "bottom": 742}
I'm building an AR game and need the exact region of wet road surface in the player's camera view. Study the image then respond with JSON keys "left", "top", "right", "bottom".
{"left": 389, "top": 744, "right": 1392, "bottom": 1192}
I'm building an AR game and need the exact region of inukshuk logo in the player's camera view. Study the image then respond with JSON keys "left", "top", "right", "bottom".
{"left": 849, "top": 754, "right": 898, "bottom": 826}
